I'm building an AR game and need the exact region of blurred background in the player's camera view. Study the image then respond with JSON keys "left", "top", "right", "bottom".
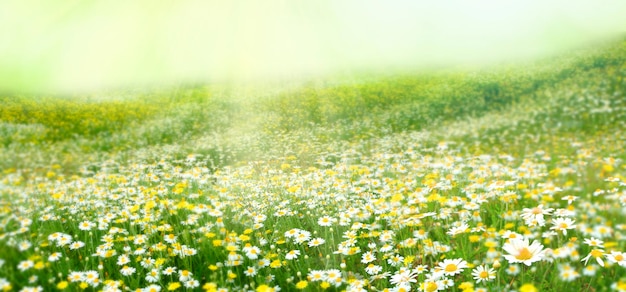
{"left": 1, "top": 0, "right": 625, "bottom": 94}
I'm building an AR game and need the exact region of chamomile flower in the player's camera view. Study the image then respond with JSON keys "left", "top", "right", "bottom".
{"left": 471, "top": 265, "right": 496, "bottom": 283}
{"left": 558, "top": 264, "right": 580, "bottom": 281}
{"left": 143, "top": 285, "right": 161, "bottom": 292}
{"left": 78, "top": 221, "right": 95, "bottom": 231}
{"left": 285, "top": 249, "right": 300, "bottom": 260}
{"left": 17, "top": 260, "right": 34, "bottom": 272}
{"left": 505, "top": 264, "right": 520, "bottom": 275}
{"left": 520, "top": 204, "right": 553, "bottom": 226}
{"left": 184, "top": 279, "right": 199, "bottom": 288}
{"left": 48, "top": 252, "right": 62, "bottom": 262}
{"left": 582, "top": 264, "right": 598, "bottom": 276}
{"left": 581, "top": 249, "right": 605, "bottom": 266}
{"left": 117, "top": 254, "right": 130, "bottom": 266}
{"left": 84, "top": 270, "right": 100, "bottom": 285}
{"left": 438, "top": 258, "right": 468, "bottom": 276}
{"left": 364, "top": 264, "right": 383, "bottom": 275}
{"left": 318, "top": 216, "right": 336, "bottom": 227}
{"left": 164, "top": 234, "right": 177, "bottom": 243}
{"left": 0, "top": 279, "right": 10, "bottom": 291}
{"left": 308, "top": 270, "right": 325, "bottom": 282}
{"left": 178, "top": 270, "right": 193, "bottom": 282}
{"left": 146, "top": 269, "right": 160, "bottom": 283}
{"left": 550, "top": 217, "right": 576, "bottom": 235}
{"left": 68, "top": 271, "right": 84, "bottom": 282}
{"left": 308, "top": 237, "right": 325, "bottom": 247}
{"left": 606, "top": 251, "right": 626, "bottom": 267}
{"left": 69, "top": 241, "right": 85, "bottom": 250}
{"left": 502, "top": 238, "right": 545, "bottom": 266}
{"left": 361, "top": 251, "right": 376, "bottom": 264}
{"left": 120, "top": 266, "right": 136, "bottom": 276}
{"left": 18, "top": 240, "right": 32, "bottom": 252}
{"left": 244, "top": 266, "right": 257, "bottom": 277}
{"left": 243, "top": 245, "right": 262, "bottom": 260}
{"left": 583, "top": 237, "right": 604, "bottom": 248}
{"left": 161, "top": 267, "right": 177, "bottom": 276}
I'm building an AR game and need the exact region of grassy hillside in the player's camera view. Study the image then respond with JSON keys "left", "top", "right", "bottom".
{"left": 0, "top": 40, "right": 624, "bottom": 291}
{"left": 1, "top": 40, "right": 624, "bottom": 176}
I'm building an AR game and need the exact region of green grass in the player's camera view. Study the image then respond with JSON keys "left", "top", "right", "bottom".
{"left": 0, "top": 40, "right": 625, "bottom": 291}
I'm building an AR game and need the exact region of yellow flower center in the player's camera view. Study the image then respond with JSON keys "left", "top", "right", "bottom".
{"left": 516, "top": 247, "right": 533, "bottom": 260}
{"left": 479, "top": 271, "right": 489, "bottom": 278}
{"left": 445, "top": 263, "right": 458, "bottom": 272}
{"left": 590, "top": 249, "right": 603, "bottom": 257}
{"left": 615, "top": 254, "right": 624, "bottom": 261}
{"left": 425, "top": 282, "right": 438, "bottom": 292}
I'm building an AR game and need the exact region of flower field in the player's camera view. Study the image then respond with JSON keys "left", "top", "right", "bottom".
{"left": 0, "top": 40, "right": 625, "bottom": 291}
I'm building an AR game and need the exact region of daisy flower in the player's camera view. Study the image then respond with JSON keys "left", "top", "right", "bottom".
{"left": 364, "top": 264, "right": 382, "bottom": 275}
{"left": 17, "top": 260, "right": 34, "bottom": 272}
{"left": 606, "top": 251, "right": 626, "bottom": 267}
{"left": 502, "top": 230, "right": 522, "bottom": 240}
{"left": 471, "top": 265, "right": 496, "bottom": 283}
{"left": 184, "top": 279, "right": 199, "bottom": 288}
{"left": 581, "top": 249, "right": 605, "bottom": 266}
{"left": 294, "top": 231, "right": 311, "bottom": 244}
{"left": 120, "top": 266, "right": 136, "bottom": 276}
{"left": 413, "top": 229, "right": 429, "bottom": 240}
{"left": 387, "top": 254, "right": 404, "bottom": 267}
{"left": 164, "top": 234, "right": 177, "bottom": 244}
{"left": 308, "top": 237, "right": 325, "bottom": 247}
{"left": 117, "top": 254, "right": 130, "bottom": 266}
{"left": 140, "top": 258, "right": 155, "bottom": 268}
{"left": 361, "top": 251, "right": 376, "bottom": 264}
{"left": 18, "top": 240, "right": 32, "bottom": 252}
{"left": 308, "top": 270, "right": 325, "bottom": 282}
{"left": 505, "top": 264, "right": 520, "bottom": 275}
{"left": 48, "top": 252, "right": 62, "bottom": 262}
{"left": 78, "top": 221, "right": 95, "bottom": 231}
{"left": 380, "top": 244, "right": 394, "bottom": 253}
{"left": 317, "top": 216, "right": 336, "bottom": 227}
{"left": 285, "top": 249, "right": 300, "bottom": 260}
{"left": 257, "top": 258, "right": 270, "bottom": 268}
{"left": 145, "top": 269, "right": 160, "bottom": 283}
{"left": 84, "top": 270, "right": 99, "bottom": 285}
{"left": 178, "top": 270, "right": 193, "bottom": 282}
{"left": 18, "top": 286, "right": 42, "bottom": 292}
{"left": 69, "top": 241, "right": 85, "bottom": 250}
{"left": 550, "top": 217, "right": 576, "bottom": 235}
{"left": 583, "top": 237, "right": 604, "bottom": 248}
{"left": 502, "top": 238, "right": 545, "bottom": 266}
{"left": 437, "top": 258, "right": 468, "bottom": 276}
{"left": 419, "top": 280, "right": 443, "bottom": 292}
{"left": 284, "top": 228, "right": 300, "bottom": 238}
{"left": 520, "top": 204, "right": 553, "bottom": 226}
{"left": 446, "top": 222, "right": 469, "bottom": 236}
{"left": 414, "top": 265, "right": 428, "bottom": 274}
{"left": 582, "top": 264, "right": 598, "bottom": 276}
{"left": 244, "top": 266, "right": 257, "bottom": 277}
{"left": 143, "top": 285, "right": 161, "bottom": 292}
{"left": 243, "top": 245, "right": 261, "bottom": 259}
{"left": 0, "top": 279, "right": 10, "bottom": 291}
{"left": 325, "top": 269, "right": 341, "bottom": 283}
{"left": 558, "top": 264, "right": 580, "bottom": 282}
{"left": 67, "top": 271, "right": 84, "bottom": 282}
{"left": 57, "top": 234, "right": 73, "bottom": 247}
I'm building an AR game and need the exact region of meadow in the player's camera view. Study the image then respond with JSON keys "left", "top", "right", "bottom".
{"left": 0, "top": 40, "right": 625, "bottom": 292}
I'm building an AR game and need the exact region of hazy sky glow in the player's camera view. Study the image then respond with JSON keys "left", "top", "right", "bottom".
{"left": 1, "top": 0, "right": 625, "bottom": 94}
